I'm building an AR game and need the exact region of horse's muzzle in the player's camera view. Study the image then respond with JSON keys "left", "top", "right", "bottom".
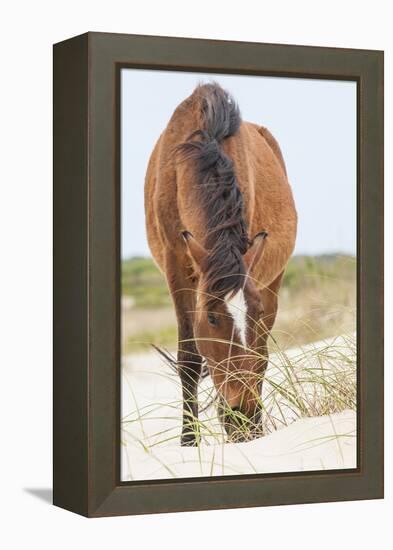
{"left": 221, "top": 405, "right": 264, "bottom": 443}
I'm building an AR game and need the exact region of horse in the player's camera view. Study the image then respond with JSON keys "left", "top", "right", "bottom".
{"left": 144, "top": 82, "right": 297, "bottom": 445}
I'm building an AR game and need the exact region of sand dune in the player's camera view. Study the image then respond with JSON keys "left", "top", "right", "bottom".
{"left": 121, "top": 335, "right": 356, "bottom": 481}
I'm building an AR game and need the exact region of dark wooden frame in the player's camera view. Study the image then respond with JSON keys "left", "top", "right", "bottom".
{"left": 53, "top": 32, "right": 384, "bottom": 517}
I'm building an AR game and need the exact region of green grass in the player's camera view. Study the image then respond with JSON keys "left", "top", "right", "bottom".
{"left": 122, "top": 254, "right": 355, "bottom": 305}
{"left": 122, "top": 256, "right": 172, "bottom": 308}
{"left": 126, "top": 325, "right": 178, "bottom": 350}
{"left": 282, "top": 254, "right": 355, "bottom": 291}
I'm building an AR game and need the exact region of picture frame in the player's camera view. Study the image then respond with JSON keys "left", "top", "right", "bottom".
{"left": 53, "top": 32, "right": 384, "bottom": 517}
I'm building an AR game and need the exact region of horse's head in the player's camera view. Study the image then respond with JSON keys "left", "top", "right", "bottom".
{"left": 182, "top": 230, "right": 268, "bottom": 441}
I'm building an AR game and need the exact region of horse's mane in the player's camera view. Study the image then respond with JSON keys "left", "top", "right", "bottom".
{"left": 177, "top": 83, "right": 248, "bottom": 305}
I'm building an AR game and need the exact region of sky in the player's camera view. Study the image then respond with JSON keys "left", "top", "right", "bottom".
{"left": 121, "top": 69, "right": 356, "bottom": 259}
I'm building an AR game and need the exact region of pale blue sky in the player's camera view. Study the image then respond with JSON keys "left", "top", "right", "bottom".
{"left": 121, "top": 69, "right": 356, "bottom": 259}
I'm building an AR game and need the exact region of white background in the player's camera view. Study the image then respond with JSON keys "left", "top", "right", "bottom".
{"left": 1, "top": 1, "right": 391, "bottom": 548}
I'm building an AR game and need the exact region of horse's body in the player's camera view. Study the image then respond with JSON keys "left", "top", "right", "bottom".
{"left": 145, "top": 83, "right": 297, "bottom": 445}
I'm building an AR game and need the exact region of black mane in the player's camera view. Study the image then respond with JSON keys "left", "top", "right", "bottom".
{"left": 177, "top": 83, "right": 248, "bottom": 304}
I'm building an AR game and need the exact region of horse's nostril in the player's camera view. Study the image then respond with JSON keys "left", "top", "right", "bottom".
{"left": 231, "top": 406, "right": 240, "bottom": 413}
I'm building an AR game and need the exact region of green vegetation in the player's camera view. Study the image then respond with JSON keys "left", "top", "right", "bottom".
{"left": 276, "top": 254, "right": 356, "bottom": 349}
{"left": 122, "top": 256, "right": 172, "bottom": 308}
{"left": 282, "top": 254, "right": 355, "bottom": 291}
{"left": 126, "top": 325, "right": 178, "bottom": 349}
{"left": 122, "top": 254, "right": 356, "bottom": 353}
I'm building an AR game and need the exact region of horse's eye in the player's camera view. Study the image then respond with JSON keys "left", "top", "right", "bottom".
{"left": 207, "top": 312, "right": 219, "bottom": 326}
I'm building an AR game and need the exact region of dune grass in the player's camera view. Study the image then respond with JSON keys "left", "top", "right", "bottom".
{"left": 122, "top": 330, "right": 356, "bottom": 448}
{"left": 121, "top": 254, "right": 356, "bottom": 476}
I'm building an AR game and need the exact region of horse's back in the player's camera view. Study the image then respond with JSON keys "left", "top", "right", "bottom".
{"left": 222, "top": 121, "right": 297, "bottom": 284}
{"left": 144, "top": 96, "right": 207, "bottom": 273}
{"left": 145, "top": 106, "right": 297, "bottom": 286}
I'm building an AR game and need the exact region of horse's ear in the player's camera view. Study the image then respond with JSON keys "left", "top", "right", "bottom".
{"left": 181, "top": 231, "right": 208, "bottom": 272}
{"left": 244, "top": 232, "right": 268, "bottom": 271}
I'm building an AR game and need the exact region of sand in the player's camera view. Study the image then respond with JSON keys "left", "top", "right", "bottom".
{"left": 121, "top": 335, "right": 356, "bottom": 481}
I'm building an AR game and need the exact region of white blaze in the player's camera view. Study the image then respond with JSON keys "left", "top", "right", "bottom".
{"left": 225, "top": 289, "right": 248, "bottom": 347}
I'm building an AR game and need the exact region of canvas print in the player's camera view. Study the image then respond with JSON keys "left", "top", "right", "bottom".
{"left": 120, "top": 70, "right": 357, "bottom": 481}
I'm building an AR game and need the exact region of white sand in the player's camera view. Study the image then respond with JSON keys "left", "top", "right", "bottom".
{"left": 121, "top": 335, "right": 356, "bottom": 481}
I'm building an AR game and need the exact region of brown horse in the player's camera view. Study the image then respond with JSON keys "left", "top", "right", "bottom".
{"left": 145, "top": 83, "right": 297, "bottom": 445}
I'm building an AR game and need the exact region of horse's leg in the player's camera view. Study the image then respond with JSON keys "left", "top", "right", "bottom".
{"left": 167, "top": 269, "right": 203, "bottom": 446}
{"left": 177, "top": 314, "right": 203, "bottom": 446}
